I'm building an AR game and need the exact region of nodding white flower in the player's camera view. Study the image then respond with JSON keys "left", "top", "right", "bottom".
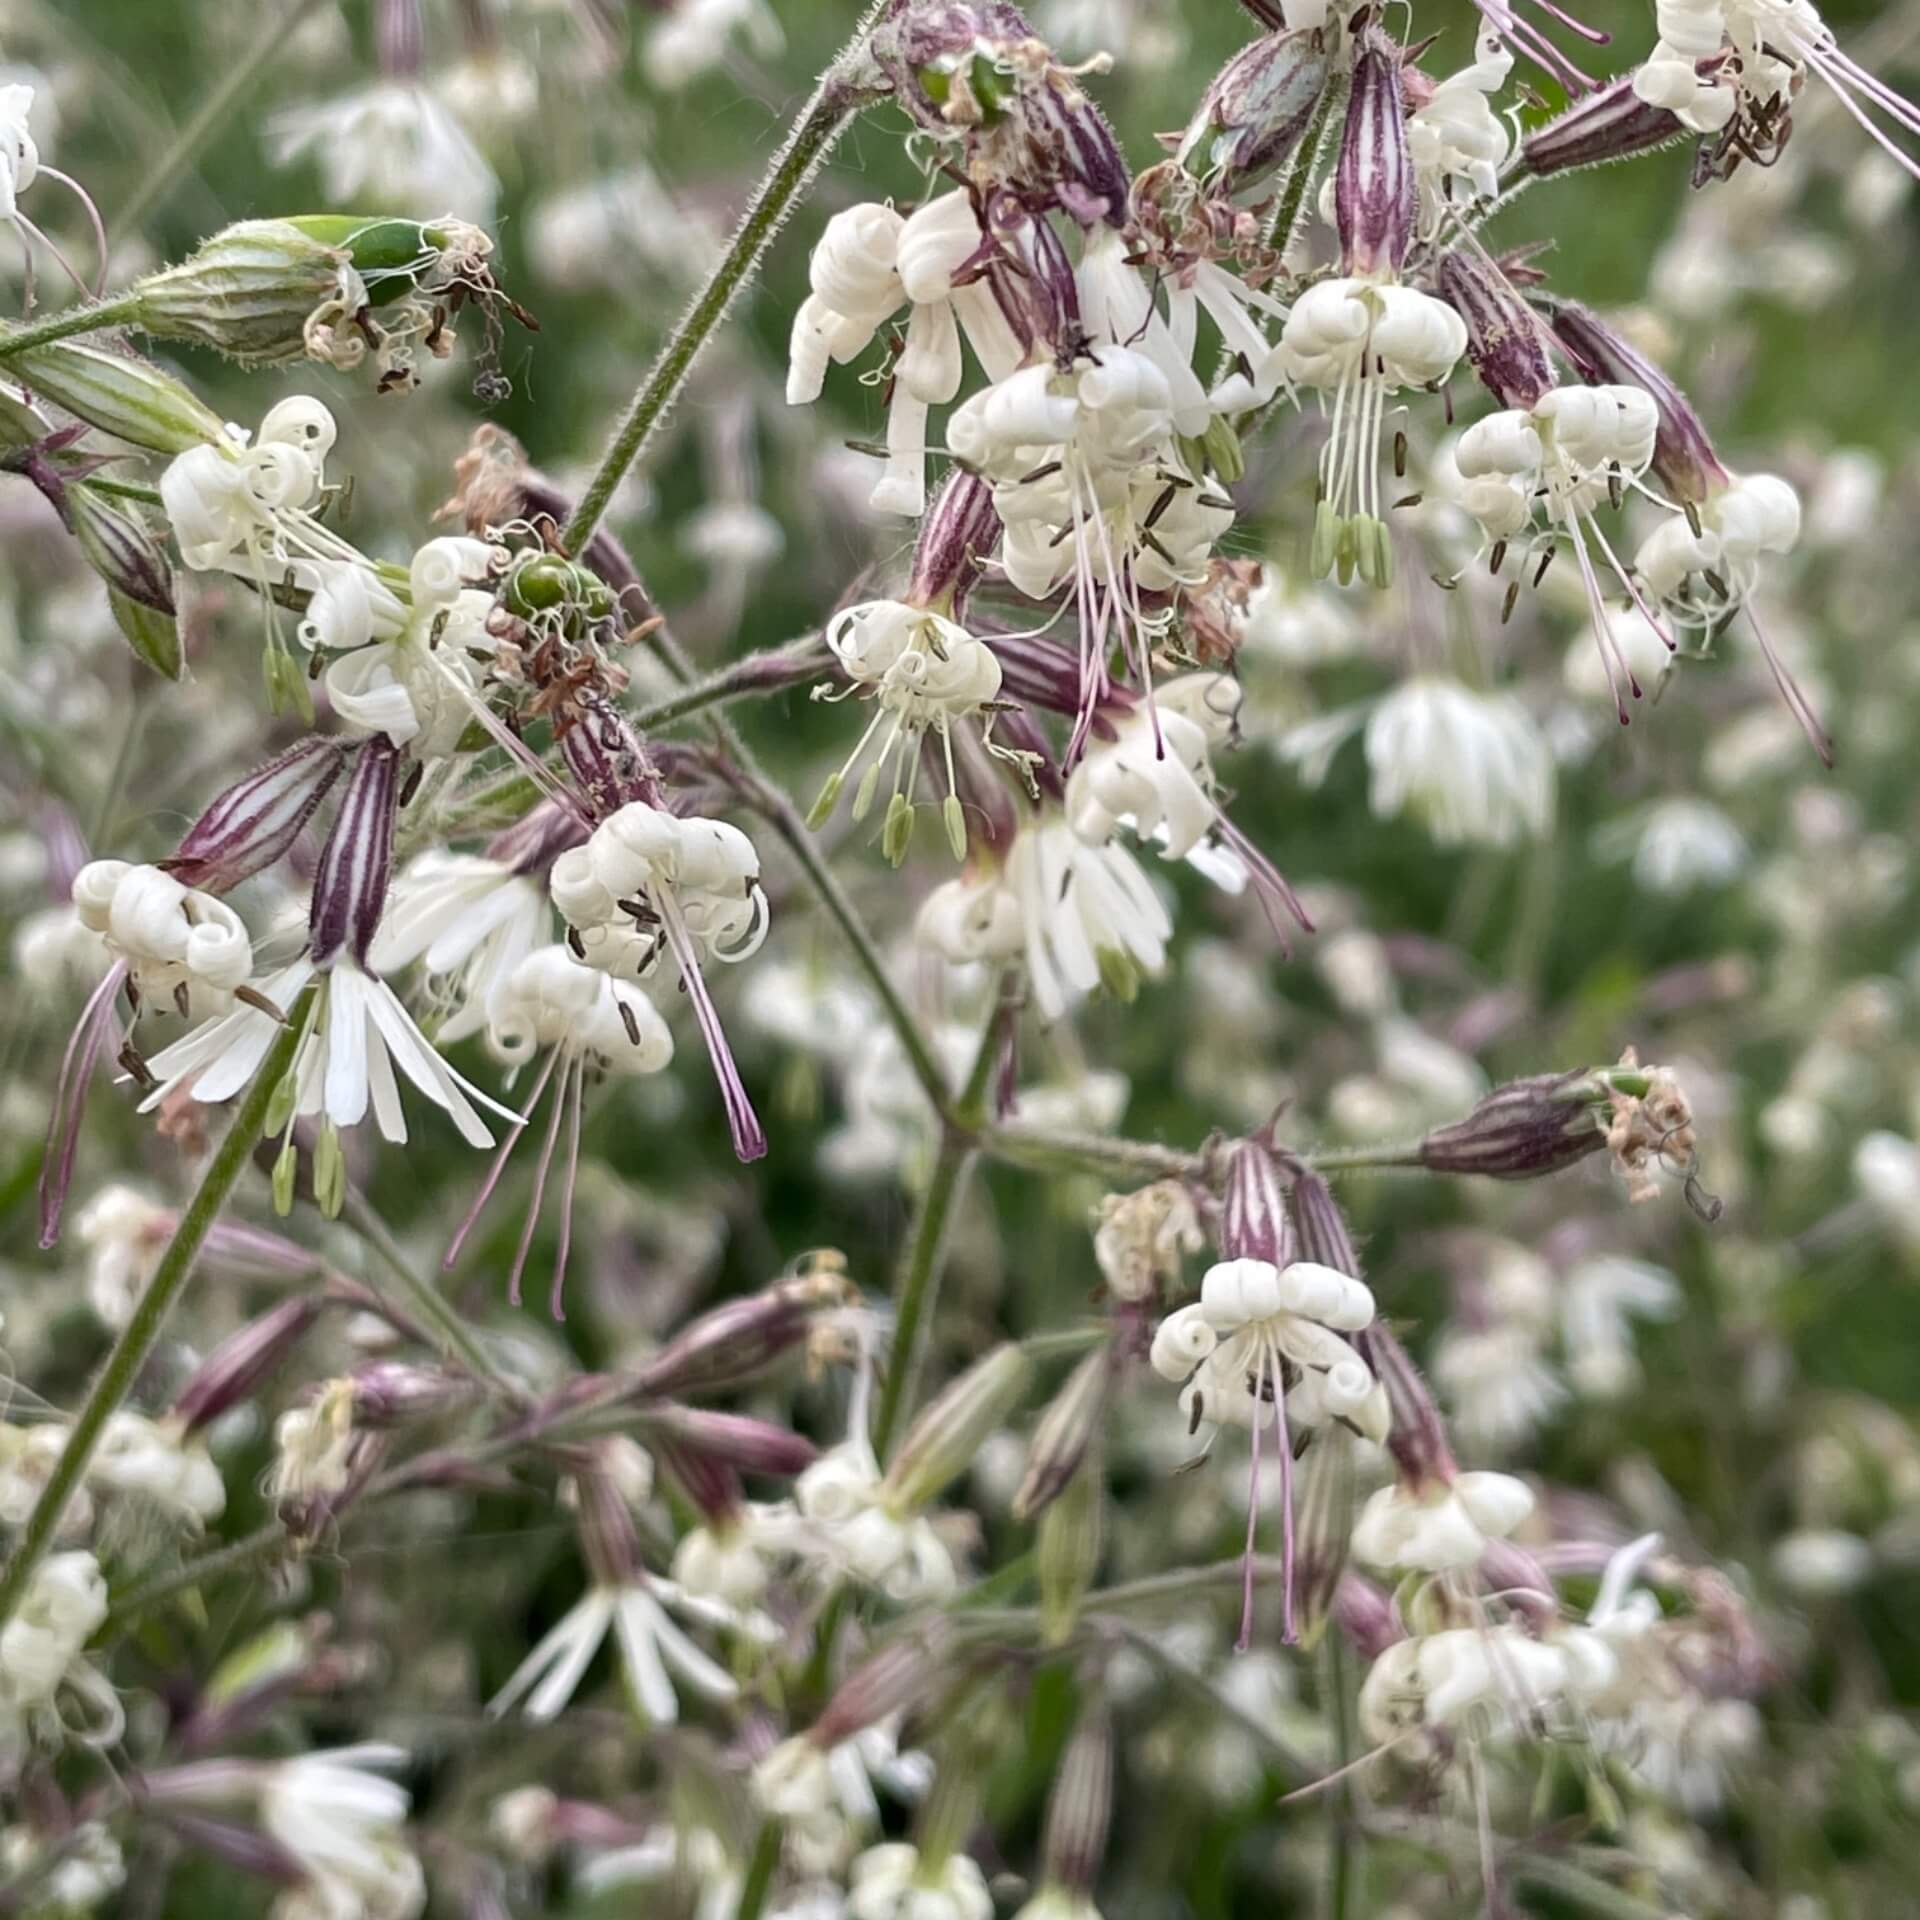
{"left": 487, "top": 1577, "right": 749, "bottom": 1726}
{"left": 1151, "top": 1259, "right": 1386, "bottom": 1447}
{"left": 1452, "top": 384, "right": 1673, "bottom": 715}
{"left": 322, "top": 537, "right": 500, "bottom": 757}
{"left": 140, "top": 953, "right": 513, "bottom": 1152}
{"left": 0, "top": 1552, "right": 121, "bottom": 1754}
{"left": 161, "top": 396, "right": 346, "bottom": 575}
{"left": 786, "top": 193, "right": 1021, "bottom": 516}
{"left": 1350, "top": 1468, "right": 1535, "bottom": 1573}
{"left": 88, "top": 1411, "right": 225, "bottom": 1522}
{"left": 1409, "top": 34, "right": 1515, "bottom": 205}
{"left": 1636, "top": 474, "right": 1800, "bottom": 618}
{"left": 550, "top": 803, "right": 768, "bottom": 980}
{"left": 70, "top": 860, "right": 252, "bottom": 1018}
{"left": 258, "top": 1746, "right": 426, "bottom": 1920}
{"left": 817, "top": 599, "right": 1004, "bottom": 861}
{"left": 644, "top": 0, "right": 785, "bottom": 91}
{"left": 1634, "top": 0, "right": 1920, "bottom": 180}
{"left": 1559, "top": 1254, "right": 1680, "bottom": 1399}
{"left": 753, "top": 1723, "right": 933, "bottom": 1876}
{"left": 848, "top": 1843, "right": 993, "bottom": 1920}
{"left": 1596, "top": 797, "right": 1749, "bottom": 896}
{"left": 366, "top": 850, "right": 553, "bottom": 1046}
{"left": 947, "top": 357, "right": 1233, "bottom": 746}
{"left": 268, "top": 82, "right": 497, "bottom": 221}
{"left": 448, "top": 946, "right": 674, "bottom": 1315}
{"left": 670, "top": 1504, "right": 802, "bottom": 1609}
{"left": 1358, "top": 1620, "right": 1571, "bottom": 1749}
{"left": 916, "top": 816, "right": 1172, "bottom": 1024}
{"left": 740, "top": 958, "right": 878, "bottom": 1061}
{"left": 1431, "top": 1323, "right": 1567, "bottom": 1452}
{"left": 1278, "top": 278, "right": 1468, "bottom": 588}
{"left": 0, "top": 82, "right": 40, "bottom": 222}
{"left": 1301, "top": 676, "right": 1555, "bottom": 849}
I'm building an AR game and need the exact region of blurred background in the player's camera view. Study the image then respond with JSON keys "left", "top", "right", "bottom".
{"left": 5, "top": 1, "right": 1920, "bottom": 1913}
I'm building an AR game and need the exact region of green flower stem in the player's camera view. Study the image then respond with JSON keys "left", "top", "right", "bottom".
{"left": 978, "top": 1124, "right": 1207, "bottom": 1185}
{"left": 732, "top": 1819, "right": 785, "bottom": 1920}
{"left": 629, "top": 633, "right": 829, "bottom": 732}
{"left": 0, "top": 988, "right": 314, "bottom": 1630}
{"left": 563, "top": 9, "right": 889, "bottom": 552}
{"left": 109, "top": 0, "right": 331, "bottom": 242}
{"left": 0, "top": 296, "right": 145, "bottom": 358}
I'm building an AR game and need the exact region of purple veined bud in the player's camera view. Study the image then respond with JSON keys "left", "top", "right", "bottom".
{"left": 1435, "top": 251, "right": 1555, "bottom": 413}
{"left": 484, "top": 796, "right": 590, "bottom": 876}
{"left": 1039, "top": 1707, "right": 1112, "bottom": 1895}
{"left": 1218, "top": 1135, "right": 1297, "bottom": 1266}
{"left": 109, "top": 587, "right": 183, "bottom": 683}
{"left": 144, "top": 1810, "right": 304, "bottom": 1886}
{"left": 1537, "top": 296, "right": 1730, "bottom": 505}
{"left": 573, "top": 1444, "right": 645, "bottom": 1589}
{"left": 1288, "top": 1436, "right": 1355, "bottom": 1650}
{"left": 347, "top": 1361, "right": 469, "bottom": 1427}
{"left": 171, "top": 1296, "right": 327, "bottom": 1434}
{"left": 163, "top": 736, "right": 350, "bottom": 894}
{"left": 8, "top": 338, "right": 227, "bottom": 454}
{"left": 638, "top": 1406, "right": 820, "bottom": 1479}
{"left": 63, "top": 484, "right": 176, "bottom": 616}
{"left": 558, "top": 697, "right": 662, "bottom": 820}
{"left": 882, "top": 1342, "right": 1035, "bottom": 1513}
{"left": 1519, "top": 69, "right": 1688, "bottom": 179}
{"left": 630, "top": 1266, "right": 848, "bottom": 1398}
{"left": 907, "top": 468, "right": 1002, "bottom": 617}
{"left": 1477, "top": 1536, "right": 1559, "bottom": 1631}
{"left": 1018, "top": 56, "right": 1132, "bottom": 229}
{"left": 1414, "top": 1067, "right": 1610, "bottom": 1179}
{"left": 1332, "top": 1569, "right": 1404, "bottom": 1660}
{"left": 375, "top": 0, "right": 423, "bottom": 77}
{"left": 655, "top": 1436, "right": 744, "bottom": 1526}
{"left": 1336, "top": 28, "right": 1416, "bottom": 278}
{"left": 1177, "top": 27, "right": 1332, "bottom": 195}
{"left": 1350, "top": 1321, "right": 1456, "bottom": 1488}
{"left": 812, "top": 1618, "right": 954, "bottom": 1749}
{"left": 1279, "top": 1163, "right": 1362, "bottom": 1278}
{"left": 1012, "top": 1343, "right": 1114, "bottom": 1521}
{"left": 308, "top": 736, "right": 402, "bottom": 968}
{"left": 986, "top": 191, "right": 1084, "bottom": 350}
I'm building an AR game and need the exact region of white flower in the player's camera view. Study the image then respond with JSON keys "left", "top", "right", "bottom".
{"left": 366, "top": 850, "right": 552, "bottom": 1045}
{"left": 1431, "top": 1324, "right": 1566, "bottom": 1452}
{"left": 0, "top": 1552, "right": 107, "bottom": 1716}
{"left": 1066, "top": 675, "right": 1239, "bottom": 863}
{"left": 89, "top": 1412, "right": 225, "bottom": 1522}
{"left": 487, "top": 1579, "right": 746, "bottom": 1725}
{"left": 1150, "top": 1258, "right": 1385, "bottom": 1445}
{"left": 1635, "top": 472, "right": 1801, "bottom": 621}
{"left": 549, "top": 802, "right": 768, "bottom": 979}
{"left": 1280, "top": 278, "right": 1468, "bottom": 586}
{"left": 71, "top": 860, "right": 251, "bottom": 1017}
{"left": 848, "top": 1843, "right": 993, "bottom": 1920}
{"left": 1597, "top": 798, "right": 1748, "bottom": 895}
{"left": 0, "top": 81, "right": 40, "bottom": 222}
{"left": 1361, "top": 677, "right": 1554, "bottom": 848}
{"left": 488, "top": 946, "right": 672, "bottom": 1075}
{"left": 1772, "top": 1527, "right": 1875, "bottom": 1597}
{"left": 1350, "top": 1469, "right": 1535, "bottom": 1573}
{"left": 1409, "top": 34, "right": 1515, "bottom": 204}
{"left": 161, "top": 397, "right": 345, "bottom": 576}
{"left": 1855, "top": 1131, "right": 1920, "bottom": 1253}
{"left": 269, "top": 83, "right": 497, "bottom": 221}
{"left": 1560, "top": 1255, "right": 1680, "bottom": 1399}
{"left": 754, "top": 1723, "right": 932, "bottom": 1875}
{"left": 1358, "top": 1621, "right": 1571, "bottom": 1748}
{"left": 793, "top": 1440, "right": 956, "bottom": 1604}
{"left": 741, "top": 959, "right": 877, "bottom": 1060}
{"left": 644, "top": 0, "right": 784, "bottom": 90}
{"left": 140, "top": 955, "right": 512, "bottom": 1149}
{"left": 74, "top": 1185, "right": 173, "bottom": 1329}
{"left": 258, "top": 1746, "right": 425, "bottom": 1920}
{"left": 787, "top": 193, "right": 1021, "bottom": 516}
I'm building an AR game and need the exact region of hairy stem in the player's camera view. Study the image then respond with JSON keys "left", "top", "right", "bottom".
{"left": 110, "top": 0, "right": 330, "bottom": 243}
{"left": 562, "top": 10, "right": 888, "bottom": 551}
{"left": 0, "top": 989, "right": 313, "bottom": 1628}
{"left": 0, "top": 295, "right": 145, "bottom": 357}
{"left": 630, "top": 633, "right": 829, "bottom": 732}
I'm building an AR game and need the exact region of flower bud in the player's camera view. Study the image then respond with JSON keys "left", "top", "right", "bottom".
{"left": 883, "top": 1341, "right": 1034, "bottom": 1513}
{"left": 1177, "top": 28, "right": 1331, "bottom": 194}
{"left": 907, "top": 468, "right": 1001, "bottom": 616}
{"left": 0, "top": 375, "right": 47, "bottom": 449}
{"left": 171, "top": 1296, "right": 326, "bottom": 1434}
{"left": 1039, "top": 1707, "right": 1112, "bottom": 1893}
{"left": 347, "top": 1362, "right": 468, "bottom": 1427}
{"left": 109, "top": 587, "right": 183, "bottom": 682}
{"left": 1336, "top": 29, "right": 1415, "bottom": 277}
{"left": 67, "top": 484, "right": 176, "bottom": 615}
{"left": 1537, "top": 297, "right": 1728, "bottom": 505}
{"left": 1280, "top": 1163, "right": 1362, "bottom": 1277}
{"left": 1288, "top": 1437, "right": 1355, "bottom": 1649}
{"left": 1415, "top": 1067, "right": 1609, "bottom": 1179}
{"left": 1332, "top": 1570, "right": 1404, "bottom": 1659}
{"left": 9, "top": 339, "right": 226, "bottom": 453}
{"left": 573, "top": 1444, "right": 644, "bottom": 1589}
{"left": 309, "top": 736, "right": 401, "bottom": 968}
{"left": 1013, "top": 1344, "right": 1113, "bottom": 1521}
{"left": 1037, "top": 1454, "right": 1103, "bottom": 1645}
{"left": 559, "top": 697, "right": 661, "bottom": 819}
{"left": 631, "top": 1266, "right": 848, "bottom": 1397}
{"left": 1519, "top": 71, "right": 1688, "bottom": 180}
{"left": 813, "top": 1619, "right": 953, "bottom": 1748}
{"left": 1219, "top": 1136, "right": 1295, "bottom": 1266}
{"left": 1436, "top": 250, "right": 1554, "bottom": 412}
{"left": 164, "top": 736, "right": 350, "bottom": 894}
{"left": 638, "top": 1406, "right": 820, "bottom": 1479}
